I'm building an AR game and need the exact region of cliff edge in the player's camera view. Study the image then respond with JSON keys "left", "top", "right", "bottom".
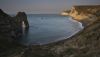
{"left": 69, "top": 5, "right": 100, "bottom": 26}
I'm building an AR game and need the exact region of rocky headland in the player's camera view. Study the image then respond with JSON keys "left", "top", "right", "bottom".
{"left": 0, "top": 5, "right": 100, "bottom": 57}
{"left": 0, "top": 9, "right": 29, "bottom": 57}
{"left": 69, "top": 5, "right": 100, "bottom": 26}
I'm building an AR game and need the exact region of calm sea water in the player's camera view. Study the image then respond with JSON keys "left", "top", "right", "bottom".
{"left": 18, "top": 14, "right": 83, "bottom": 45}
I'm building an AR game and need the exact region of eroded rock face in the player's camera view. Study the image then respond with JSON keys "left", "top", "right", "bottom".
{"left": 15, "top": 12, "right": 29, "bottom": 29}
{"left": 0, "top": 9, "right": 29, "bottom": 42}
{"left": 0, "top": 9, "right": 29, "bottom": 57}
{"left": 69, "top": 5, "right": 100, "bottom": 26}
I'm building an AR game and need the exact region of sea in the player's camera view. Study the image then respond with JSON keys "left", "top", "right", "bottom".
{"left": 17, "top": 14, "right": 83, "bottom": 45}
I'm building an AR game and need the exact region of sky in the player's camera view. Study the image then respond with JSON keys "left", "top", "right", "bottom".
{"left": 0, "top": 0, "right": 100, "bottom": 14}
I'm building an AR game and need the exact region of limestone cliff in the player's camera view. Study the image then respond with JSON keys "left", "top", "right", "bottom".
{"left": 69, "top": 5, "right": 100, "bottom": 26}
{"left": 0, "top": 9, "right": 29, "bottom": 39}
{"left": 0, "top": 9, "right": 29, "bottom": 56}
{"left": 15, "top": 12, "right": 29, "bottom": 29}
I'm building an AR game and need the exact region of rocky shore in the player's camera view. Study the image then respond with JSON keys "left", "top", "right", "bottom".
{"left": 0, "top": 5, "right": 100, "bottom": 57}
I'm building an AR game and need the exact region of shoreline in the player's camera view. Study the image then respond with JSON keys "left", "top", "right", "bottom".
{"left": 24, "top": 16, "right": 84, "bottom": 46}
{"left": 27, "top": 13, "right": 98, "bottom": 46}
{"left": 19, "top": 16, "right": 84, "bottom": 46}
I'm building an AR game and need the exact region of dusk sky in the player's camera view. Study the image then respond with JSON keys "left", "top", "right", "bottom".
{"left": 0, "top": 0, "right": 100, "bottom": 14}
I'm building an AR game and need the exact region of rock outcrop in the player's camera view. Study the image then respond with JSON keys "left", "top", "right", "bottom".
{"left": 0, "top": 9, "right": 29, "bottom": 56}
{"left": 15, "top": 12, "right": 29, "bottom": 29}
{"left": 0, "top": 9, "right": 29, "bottom": 40}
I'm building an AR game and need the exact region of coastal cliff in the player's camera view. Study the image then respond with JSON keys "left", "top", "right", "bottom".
{"left": 69, "top": 5, "right": 100, "bottom": 26}
{"left": 0, "top": 9, "right": 29, "bottom": 40}
{"left": 0, "top": 9, "right": 29, "bottom": 57}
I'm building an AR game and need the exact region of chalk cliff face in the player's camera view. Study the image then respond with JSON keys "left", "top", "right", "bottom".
{"left": 69, "top": 5, "right": 100, "bottom": 26}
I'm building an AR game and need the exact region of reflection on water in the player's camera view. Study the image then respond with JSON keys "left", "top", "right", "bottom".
{"left": 18, "top": 14, "right": 83, "bottom": 45}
